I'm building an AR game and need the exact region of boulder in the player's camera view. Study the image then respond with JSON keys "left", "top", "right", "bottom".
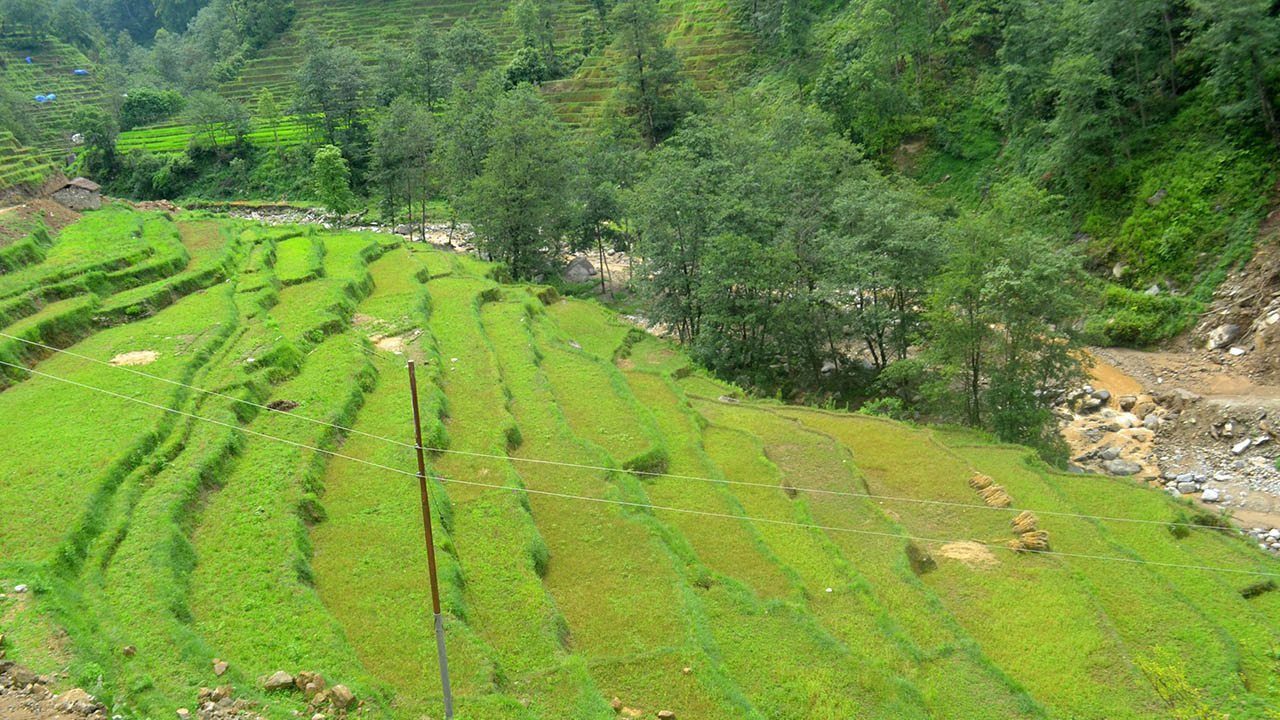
{"left": 263, "top": 671, "right": 294, "bottom": 691}
{"left": 658, "top": 712, "right": 677, "bottom": 720}
{"left": 1229, "top": 346, "right": 1247, "bottom": 356}
{"left": 563, "top": 256, "right": 597, "bottom": 284}
{"left": 1144, "top": 284, "right": 1160, "bottom": 296}
{"left": 1133, "top": 402, "right": 1157, "bottom": 418}
{"left": 1177, "top": 481, "right": 1198, "bottom": 494}
{"left": 330, "top": 684, "right": 355, "bottom": 710}
{"left": 7, "top": 665, "right": 37, "bottom": 687}
{"left": 394, "top": 224, "right": 411, "bottom": 235}
{"left": 1118, "top": 395, "right": 1137, "bottom": 411}
{"left": 1082, "top": 397, "right": 1103, "bottom": 411}
{"left": 1202, "top": 488, "right": 1221, "bottom": 502}
{"left": 122, "top": 645, "right": 136, "bottom": 657}
{"left": 611, "top": 697, "right": 624, "bottom": 711}
{"left": 176, "top": 709, "right": 191, "bottom": 720}
{"left": 211, "top": 686, "right": 233, "bottom": 702}
{"left": 213, "top": 659, "right": 229, "bottom": 676}
{"left": 1153, "top": 388, "right": 1199, "bottom": 411}
{"left": 295, "top": 671, "right": 323, "bottom": 693}
{"left": 1207, "top": 324, "right": 1241, "bottom": 350}
{"left": 1102, "top": 459, "right": 1143, "bottom": 476}
{"left": 1232, "top": 439, "right": 1252, "bottom": 455}
{"left": 55, "top": 688, "right": 94, "bottom": 706}
{"left": 1093, "top": 389, "right": 1111, "bottom": 402}
{"left": 1099, "top": 446, "right": 1121, "bottom": 461}
{"left": 1147, "top": 188, "right": 1167, "bottom": 206}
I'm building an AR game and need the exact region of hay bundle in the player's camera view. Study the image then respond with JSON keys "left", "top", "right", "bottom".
{"left": 969, "top": 473, "right": 994, "bottom": 490}
{"left": 1011, "top": 511, "right": 1038, "bottom": 535}
{"left": 977, "top": 484, "right": 1013, "bottom": 508}
{"left": 1012, "top": 531, "right": 1051, "bottom": 552}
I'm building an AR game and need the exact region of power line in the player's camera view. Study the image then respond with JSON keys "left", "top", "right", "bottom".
{"left": 0, "top": 332, "right": 1238, "bottom": 532}
{"left": 4, "top": 358, "right": 1278, "bottom": 579}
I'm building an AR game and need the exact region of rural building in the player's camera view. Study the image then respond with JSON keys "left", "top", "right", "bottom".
{"left": 51, "top": 177, "right": 101, "bottom": 210}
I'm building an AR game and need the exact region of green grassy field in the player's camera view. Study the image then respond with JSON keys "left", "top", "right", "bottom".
{"left": 2, "top": 206, "right": 1280, "bottom": 719}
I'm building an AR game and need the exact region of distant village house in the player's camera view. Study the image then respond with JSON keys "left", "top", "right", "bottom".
{"left": 52, "top": 177, "right": 101, "bottom": 210}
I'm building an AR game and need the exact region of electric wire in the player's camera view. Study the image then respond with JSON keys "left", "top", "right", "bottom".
{"left": 4, "top": 358, "right": 1279, "bottom": 579}
{"left": 0, "top": 332, "right": 1238, "bottom": 532}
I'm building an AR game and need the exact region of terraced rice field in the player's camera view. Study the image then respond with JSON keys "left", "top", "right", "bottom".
{"left": 0, "top": 130, "right": 57, "bottom": 193}
{"left": 0, "top": 36, "right": 107, "bottom": 164}
{"left": 3, "top": 206, "right": 1280, "bottom": 719}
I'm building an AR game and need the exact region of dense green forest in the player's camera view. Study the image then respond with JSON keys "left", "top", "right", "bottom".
{"left": 1, "top": 0, "right": 1277, "bottom": 460}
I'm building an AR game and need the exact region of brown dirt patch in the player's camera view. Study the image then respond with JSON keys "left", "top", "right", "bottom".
{"left": 0, "top": 198, "right": 79, "bottom": 246}
{"left": 616, "top": 358, "right": 635, "bottom": 369}
{"left": 938, "top": 541, "right": 1000, "bottom": 570}
{"left": 1085, "top": 350, "right": 1143, "bottom": 397}
{"left": 371, "top": 335, "right": 406, "bottom": 354}
{"left": 109, "top": 351, "right": 158, "bottom": 366}
{"left": 351, "top": 313, "right": 377, "bottom": 327}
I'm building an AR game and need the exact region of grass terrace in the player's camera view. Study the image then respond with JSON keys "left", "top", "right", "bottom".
{"left": 2, "top": 206, "right": 1280, "bottom": 718}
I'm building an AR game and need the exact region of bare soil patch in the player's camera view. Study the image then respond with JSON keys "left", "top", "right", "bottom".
{"left": 108, "top": 351, "right": 158, "bottom": 367}
{"left": 938, "top": 541, "right": 999, "bottom": 570}
{"left": 0, "top": 199, "right": 79, "bottom": 246}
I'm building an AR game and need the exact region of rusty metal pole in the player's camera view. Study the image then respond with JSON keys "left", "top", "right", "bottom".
{"left": 407, "top": 360, "right": 454, "bottom": 719}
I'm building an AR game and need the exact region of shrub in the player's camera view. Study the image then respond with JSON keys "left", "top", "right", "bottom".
{"left": 1240, "top": 580, "right": 1277, "bottom": 600}
{"left": 858, "top": 397, "right": 906, "bottom": 420}
{"left": 1084, "top": 284, "right": 1198, "bottom": 347}
{"left": 120, "top": 89, "right": 186, "bottom": 131}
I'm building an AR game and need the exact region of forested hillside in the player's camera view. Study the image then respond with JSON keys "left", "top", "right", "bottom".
{"left": 0, "top": 0, "right": 1277, "bottom": 460}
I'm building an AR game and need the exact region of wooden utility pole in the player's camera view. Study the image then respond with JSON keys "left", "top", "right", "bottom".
{"left": 407, "top": 360, "right": 454, "bottom": 718}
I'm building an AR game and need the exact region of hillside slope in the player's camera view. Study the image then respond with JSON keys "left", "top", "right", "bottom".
{"left": 0, "top": 207, "right": 1278, "bottom": 719}
{"left": 0, "top": 36, "right": 107, "bottom": 163}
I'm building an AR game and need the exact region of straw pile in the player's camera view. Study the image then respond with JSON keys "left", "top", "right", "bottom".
{"left": 968, "top": 473, "right": 994, "bottom": 490}
{"left": 1009, "top": 530, "right": 1051, "bottom": 552}
{"left": 977, "top": 484, "right": 1013, "bottom": 508}
{"left": 1011, "top": 511, "right": 1038, "bottom": 535}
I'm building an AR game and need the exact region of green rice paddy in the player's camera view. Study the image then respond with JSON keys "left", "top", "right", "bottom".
{"left": 2, "top": 206, "right": 1280, "bottom": 719}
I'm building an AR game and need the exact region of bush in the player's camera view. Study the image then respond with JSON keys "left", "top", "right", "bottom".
{"left": 858, "top": 397, "right": 906, "bottom": 420}
{"left": 1084, "top": 284, "right": 1198, "bottom": 347}
{"left": 120, "top": 89, "right": 186, "bottom": 131}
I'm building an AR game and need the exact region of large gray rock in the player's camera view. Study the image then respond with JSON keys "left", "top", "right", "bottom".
{"left": 1099, "top": 446, "right": 1121, "bottom": 461}
{"left": 330, "top": 684, "right": 356, "bottom": 710}
{"left": 562, "top": 256, "right": 597, "bottom": 284}
{"left": 1202, "top": 488, "right": 1221, "bottom": 502}
{"left": 1177, "top": 481, "right": 1198, "bottom": 494}
{"left": 263, "top": 671, "right": 294, "bottom": 691}
{"left": 1207, "top": 323, "right": 1242, "bottom": 350}
{"left": 1103, "top": 459, "right": 1143, "bottom": 476}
